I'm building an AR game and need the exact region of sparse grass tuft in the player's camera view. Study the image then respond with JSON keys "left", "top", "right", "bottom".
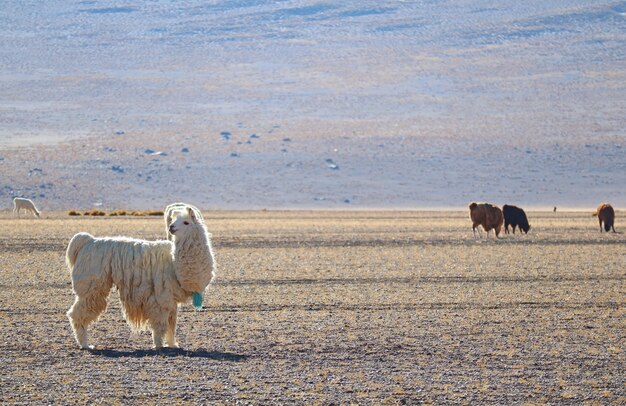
{"left": 84, "top": 209, "right": 106, "bottom": 216}
{"left": 69, "top": 209, "right": 165, "bottom": 216}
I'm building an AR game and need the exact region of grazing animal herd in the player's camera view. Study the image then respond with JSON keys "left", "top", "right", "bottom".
{"left": 468, "top": 202, "right": 617, "bottom": 237}
{"left": 8, "top": 197, "right": 619, "bottom": 238}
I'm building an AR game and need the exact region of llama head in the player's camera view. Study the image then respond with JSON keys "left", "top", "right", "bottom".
{"left": 169, "top": 207, "right": 201, "bottom": 239}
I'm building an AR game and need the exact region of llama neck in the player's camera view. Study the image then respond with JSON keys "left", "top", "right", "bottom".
{"left": 173, "top": 226, "right": 215, "bottom": 293}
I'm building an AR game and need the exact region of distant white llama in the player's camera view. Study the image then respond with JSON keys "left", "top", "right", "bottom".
{"left": 13, "top": 197, "right": 40, "bottom": 218}
{"left": 66, "top": 204, "right": 216, "bottom": 349}
{"left": 164, "top": 202, "right": 202, "bottom": 240}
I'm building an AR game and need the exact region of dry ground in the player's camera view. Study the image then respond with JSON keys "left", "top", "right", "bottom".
{"left": 0, "top": 210, "right": 624, "bottom": 404}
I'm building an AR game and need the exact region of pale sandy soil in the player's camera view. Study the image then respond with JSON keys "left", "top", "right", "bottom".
{"left": 1, "top": 210, "right": 624, "bottom": 404}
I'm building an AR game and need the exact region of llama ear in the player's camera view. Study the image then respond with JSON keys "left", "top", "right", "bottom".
{"left": 188, "top": 207, "right": 197, "bottom": 222}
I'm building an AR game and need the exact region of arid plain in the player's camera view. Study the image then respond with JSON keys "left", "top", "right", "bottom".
{"left": 1, "top": 210, "right": 624, "bottom": 403}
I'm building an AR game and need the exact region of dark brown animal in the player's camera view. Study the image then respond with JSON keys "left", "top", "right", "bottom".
{"left": 503, "top": 204, "right": 530, "bottom": 234}
{"left": 593, "top": 203, "right": 616, "bottom": 232}
{"left": 469, "top": 202, "right": 504, "bottom": 237}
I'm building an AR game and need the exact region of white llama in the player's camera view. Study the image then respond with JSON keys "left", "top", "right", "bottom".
{"left": 13, "top": 197, "right": 40, "bottom": 218}
{"left": 66, "top": 205, "right": 216, "bottom": 349}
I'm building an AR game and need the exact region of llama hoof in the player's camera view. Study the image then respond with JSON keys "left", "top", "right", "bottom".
{"left": 79, "top": 344, "right": 94, "bottom": 350}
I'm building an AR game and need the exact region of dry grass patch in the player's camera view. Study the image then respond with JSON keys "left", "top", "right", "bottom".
{"left": 69, "top": 209, "right": 165, "bottom": 217}
{"left": 84, "top": 209, "right": 106, "bottom": 216}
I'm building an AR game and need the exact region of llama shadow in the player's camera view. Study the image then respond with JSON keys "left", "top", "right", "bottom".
{"left": 88, "top": 347, "right": 247, "bottom": 361}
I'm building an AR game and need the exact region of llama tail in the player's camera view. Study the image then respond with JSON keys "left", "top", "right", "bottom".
{"left": 66, "top": 232, "right": 94, "bottom": 269}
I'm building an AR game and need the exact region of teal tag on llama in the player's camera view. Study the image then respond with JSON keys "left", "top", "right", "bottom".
{"left": 192, "top": 292, "right": 203, "bottom": 310}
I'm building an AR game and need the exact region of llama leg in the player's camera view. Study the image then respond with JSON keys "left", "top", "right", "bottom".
{"left": 165, "top": 309, "right": 179, "bottom": 348}
{"left": 151, "top": 316, "right": 169, "bottom": 349}
{"left": 67, "top": 294, "right": 108, "bottom": 349}
{"left": 473, "top": 224, "right": 480, "bottom": 238}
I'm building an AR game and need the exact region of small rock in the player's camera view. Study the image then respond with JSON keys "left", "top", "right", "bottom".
{"left": 230, "top": 152, "right": 240, "bottom": 157}
{"left": 181, "top": 147, "right": 190, "bottom": 153}
{"left": 111, "top": 165, "right": 124, "bottom": 173}
{"left": 28, "top": 168, "right": 43, "bottom": 177}
{"left": 250, "top": 134, "right": 259, "bottom": 139}
{"left": 221, "top": 131, "right": 231, "bottom": 140}
{"left": 326, "top": 159, "right": 339, "bottom": 170}
{"left": 145, "top": 150, "right": 167, "bottom": 156}
{"left": 115, "top": 131, "right": 125, "bottom": 135}
{"left": 282, "top": 138, "right": 291, "bottom": 142}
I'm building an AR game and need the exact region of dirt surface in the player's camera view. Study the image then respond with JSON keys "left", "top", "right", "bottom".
{"left": 1, "top": 210, "right": 625, "bottom": 404}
